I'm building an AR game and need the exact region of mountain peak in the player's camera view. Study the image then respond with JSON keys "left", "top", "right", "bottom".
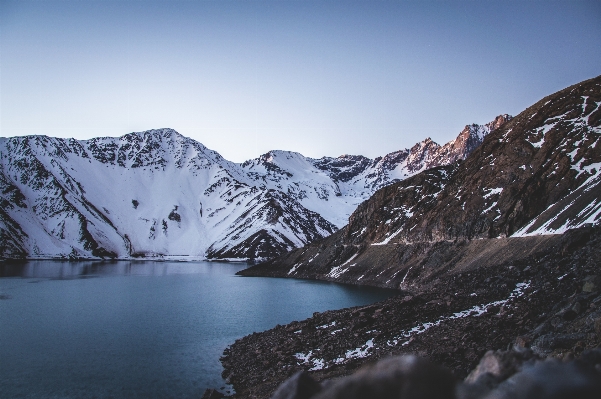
{"left": 489, "top": 114, "right": 512, "bottom": 130}
{"left": 121, "top": 128, "right": 188, "bottom": 143}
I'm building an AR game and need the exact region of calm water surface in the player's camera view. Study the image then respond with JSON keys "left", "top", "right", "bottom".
{"left": 0, "top": 260, "right": 396, "bottom": 398}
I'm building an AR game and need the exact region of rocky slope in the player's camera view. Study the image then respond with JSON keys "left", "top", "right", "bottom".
{"left": 0, "top": 117, "right": 506, "bottom": 260}
{"left": 240, "top": 75, "right": 601, "bottom": 286}
{"left": 222, "top": 225, "right": 601, "bottom": 399}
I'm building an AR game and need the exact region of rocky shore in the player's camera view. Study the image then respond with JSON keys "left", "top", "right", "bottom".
{"left": 218, "top": 227, "right": 601, "bottom": 398}
{"left": 214, "top": 77, "right": 601, "bottom": 398}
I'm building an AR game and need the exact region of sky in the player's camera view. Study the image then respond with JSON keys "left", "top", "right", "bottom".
{"left": 1, "top": 0, "right": 600, "bottom": 162}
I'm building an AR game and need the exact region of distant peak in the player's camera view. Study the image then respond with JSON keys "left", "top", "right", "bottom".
{"left": 258, "top": 151, "right": 275, "bottom": 162}
{"left": 258, "top": 150, "right": 306, "bottom": 162}
{"left": 418, "top": 137, "right": 438, "bottom": 147}
{"left": 490, "top": 114, "right": 512, "bottom": 129}
{"left": 132, "top": 128, "right": 178, "bottom": 135}
{"left": 121, "top": 128, "right": 183, "bottom": 141}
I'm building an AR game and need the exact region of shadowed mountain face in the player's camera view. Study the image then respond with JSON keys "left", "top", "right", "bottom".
{"left": 241, "top": 75, "right": 601, "bottom": 288}
{"left": 0, "top": 114, "right": 505, "bottom": 260}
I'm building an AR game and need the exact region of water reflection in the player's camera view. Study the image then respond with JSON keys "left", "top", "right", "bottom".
{"left": 0, "top": 260, "right": 249, "bottom": 279}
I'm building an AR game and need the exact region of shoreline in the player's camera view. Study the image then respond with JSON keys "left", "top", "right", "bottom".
{"left": 219, "top": 227, "right": 601, "bottom": 398}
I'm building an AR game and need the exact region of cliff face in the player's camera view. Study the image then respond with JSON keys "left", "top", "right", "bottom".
{"left": 240, "top": 75, "right": 601, "bottom": 289}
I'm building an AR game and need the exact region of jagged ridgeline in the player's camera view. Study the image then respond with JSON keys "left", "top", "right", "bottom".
{"left": 243, "top": 75, "right": 601, "bottom": 287}
{"left": 0, "top": 110, "right": 507, "bottom": 260}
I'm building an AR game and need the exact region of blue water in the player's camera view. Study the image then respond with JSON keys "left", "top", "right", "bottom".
{"left": 0, "top": 260, "right": 396, "bottom": 398}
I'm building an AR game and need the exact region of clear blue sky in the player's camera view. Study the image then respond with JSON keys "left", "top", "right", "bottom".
{"left": 1, "top": 0, "right": 600, "bottom": 162}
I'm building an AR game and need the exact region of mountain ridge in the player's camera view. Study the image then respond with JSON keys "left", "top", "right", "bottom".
{"left": 0, "top": 116, "right": 509, "bottom": 260}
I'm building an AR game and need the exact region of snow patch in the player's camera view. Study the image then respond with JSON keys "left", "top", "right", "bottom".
{"left": 482, "top": 201, "right": 498, "bottom": 214}
{"left": 483, "top": 187, "right": 503, "bottom": 199}
{"left": 326, "top": 254, "right": 358, "bottom": 278}
{"left": 309, "top": 358, "right": 325, "bottom": 371}
{"left": 317, "top": 321, "right": 336, "bottom": 329}
{"left": 308, "top": 253, "right": 320, "bottom": 263}
{"left": 558, "top": 273, "right": 569, "bottom": 280}
{"left": 288, "top": 263, "right": 301, "bottom": 275}
{"left": 530, "top": 136, "right": 545, "bottom": 148}
{"left": 345, "top": 339, "right": 374, "bottom": 359}
{"left": 294, "top": 351, "right": 313, "bottom": 363}
{"left": 372, "top": 228, "right": 403, "bottom": 246}
{"left": 327, "top": 263, "right": 356, "bottom": 278}
{"left": 387, "top": 282, "right": 530, "bottom": 347}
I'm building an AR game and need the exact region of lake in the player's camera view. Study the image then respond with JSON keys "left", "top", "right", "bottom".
{"left": 0, "top": 260, "right": 396, "bottom": 398}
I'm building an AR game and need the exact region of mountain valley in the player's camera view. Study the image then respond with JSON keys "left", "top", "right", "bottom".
{"left": 2, "top": 65, "right": 600, "bottom": 399}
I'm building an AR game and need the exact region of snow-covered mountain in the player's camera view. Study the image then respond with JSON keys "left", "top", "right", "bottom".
{"left": 0, "top": 130, "right": 335, "bottom": 260}
{"left": 0, "top": 116, "right": 509, "bottom": 260}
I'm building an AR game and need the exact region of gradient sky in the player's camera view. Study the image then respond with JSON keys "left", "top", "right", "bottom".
{"left": 1, "top": 0, "right": 600, "bottom": 162}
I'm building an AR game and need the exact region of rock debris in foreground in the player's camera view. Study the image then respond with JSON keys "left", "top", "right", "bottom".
{"left": 220, "top": 226, "right": 601, "bottom": 399}
{"left": 268, "top": 350, "right": 601, "bottom": 399}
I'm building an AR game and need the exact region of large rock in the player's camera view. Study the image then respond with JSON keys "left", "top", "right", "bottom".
{"left": 270, "top": 356, "right": 456, "bottom": 399}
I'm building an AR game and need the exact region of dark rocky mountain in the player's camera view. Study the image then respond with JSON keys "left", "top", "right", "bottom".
{"left": 221, "top": 75, "right": 601, "bottom": 399}
{"left": 241, "top": 75, "right": 601, "bottom": 289}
